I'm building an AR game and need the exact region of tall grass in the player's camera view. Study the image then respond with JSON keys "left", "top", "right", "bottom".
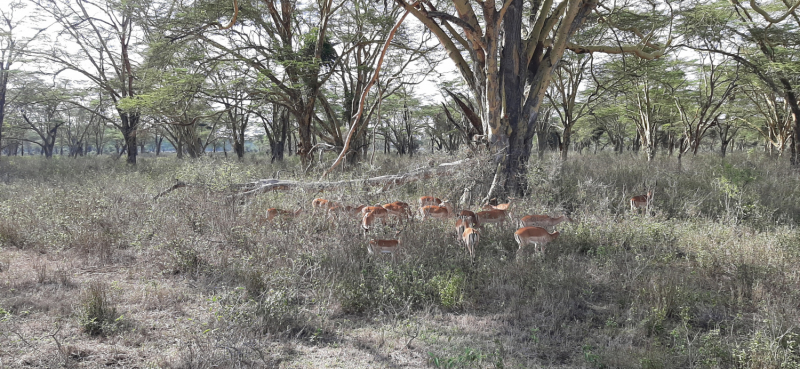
{"left": 0, "top": 151, "right": 798, "bottom": 367}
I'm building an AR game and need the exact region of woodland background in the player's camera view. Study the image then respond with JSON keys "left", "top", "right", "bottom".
{"left": 2, "top": 0, "right": 800, "bottom": 367}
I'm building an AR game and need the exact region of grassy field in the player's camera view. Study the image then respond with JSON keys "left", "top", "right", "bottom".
{"left": 1, "top": 151, "right": 799, "bottom": 368}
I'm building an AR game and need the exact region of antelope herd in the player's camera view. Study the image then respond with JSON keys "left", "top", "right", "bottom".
{"left": 262, "top": 190, "right": 653, "bottom": 262}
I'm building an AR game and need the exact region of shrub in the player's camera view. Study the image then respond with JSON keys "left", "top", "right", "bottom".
{"left": 429, "top": 270, "right": 465, "bottom": 309}
{"left": 214, "top": 286, "right": 305, "bottom": 336}
{"left": 78, "top": 282, "right": 124, "bottom": 336}
{"left": 0, "top": 219, "right": 26, "bottom": 248}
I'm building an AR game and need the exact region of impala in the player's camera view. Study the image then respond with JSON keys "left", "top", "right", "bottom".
{"left": 361, "top": 205, "right": 385, "bottom": 215}
{"left": 518, "top": 214, "right": 572, "bottom": 229}
{"left": 419, "top": 201, "right": 454, "bottom": 221}
{"left": 630, "top": 191, "right": 652, "bottom": 213}
{"left": 457, "top": 210, "right": 479, "bottom": 227}
{"left": 383, "top": 201, "right": 413, "bottom": 222}
{"left": 482, "top": 197, "right": 517, "bottom": 211}
{"left": 462, "top": 227, "right": 480, "bottom": 262}
{"left": 475, "top": 209, "right": 509, "bottom": 227}
{"left": 367, "top": 238, "right": 402, "bottom": 261}
{"left": 327, "top": 204, "right": 364, "bottom": 222}
{"left": 514, "top": 226, "right": 559, "bottom": 256}
{"left": 419, "top": 196, "right": 443, "bottom": 208}
{"left": 265, "top": 207, "right": 303, "bottom": 222}
{"left": 361, "top": 207, "right": 389, "bottom": 233}
{"left": 312, "top": 198, "right": 340, "bottom": 214}
{"left": 367, "top": 225, "right": 407, "bottom": 261}
{"left": 454, "top": 217, "right": 477, "bottom": 239}
{"left": 329, "top": 204, "right": 366, "bottom": 217}
{"left": 347, "top": 204, "right": 367, "bottom": 217}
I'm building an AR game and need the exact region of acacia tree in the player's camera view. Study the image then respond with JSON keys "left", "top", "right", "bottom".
{"left": 9, "top": 77, "right": 73, "bottom": 158}
{"left": 546, "top": 52, "right": 604, "bottom": 160}
{"left": 672, "top": 52, "right": 738, "bottom": 162}
{"left": 394, "top": 0, "right": 671, "bottom": 194}
{"left": 681, "top": 0, "right": 800, "bottom": 164}
{"left": 738, "top": 78, "right": 795, "bottom": 156}
{"left": 62, "top": 93, "right": 105, "bottom": 156}
{"left": 0, "top": 2, "right": 47, "bottom": 156}
{"left": 204, "top": 63, "right": 257, "bottom": 160}
{"left": 179, "top": 0, "right": 344, "bottom": 164}
{"left": 316, "top": 0, "right": 441, "bottom": 163}
{"left": 622, "top": 57, "right": 684, "bottom": 160}
{"left": 32, "top": 0, "right": 154, "bottom": 164}
{"left": 123, "top": 65, "right": 220, "bottom": 159}
{"left": 589, "top": 103, "right": 630, "bottom": 153}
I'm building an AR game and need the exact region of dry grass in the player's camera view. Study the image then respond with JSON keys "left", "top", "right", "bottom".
{"left": 0, "top": 152, "right": 799, "bottom": 368}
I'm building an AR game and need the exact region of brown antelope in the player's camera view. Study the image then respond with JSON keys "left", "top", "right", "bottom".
{"left": 419, "top": 201, "right": 454, "bottom": 221}
{"left": 518, "top": 214, "right": 572, "bottom": 229}
{"left": 361, "top": 207, "right": 390, "bottom": 234}
{"left": 457, "top": 210, "right": 479, "bottom": 227}
{"left": 419, "top": 196, "right": 443, "bottom": 208}
{"left": 454, "top": 216, "right": 477, "bottom": 239}
{"left": 475, "top": 209, "right": 509, "bottom": 228}
{"left": 367, "top": 225, "right": 407, "bottom": 262}
{"left": 462, "top": 227, "right": 480, "bottom": 262}
{"left": 482, "top": 197, "right": 517, "bottom": 212}
{"left": 327, "top": 204, "right": 365, "bottom": 222}
{"left": 514, "top": 226, "right": 560, "bottom": 256}
{"left": 347, "top": 204, "right": 367, "bottom": 217}
{"left": 368, "top": 239, "right": 402, "bottom": 261}
{"left": 383, "top": 201, "right": 412, "bottom": 222}
{"left": 630, "top": 191, "right": 652, "bottom": 213}
{"left": 265, "top": 207, "right": 303, "bottom": 222}
{"left": 312, "top": 198, "right": 340, "bottom": 214}
{"left": 361, "top": 205, "right": 384, "bottom": 215}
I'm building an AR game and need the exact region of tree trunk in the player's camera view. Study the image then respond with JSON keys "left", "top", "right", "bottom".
{"left": 0, "top": 67, "right": 7, "bottom": 158}
{"left": 175, "top": 140, "right": 183, "bottom": 159}
{"left": 155, "top": 136, "right": 162, "bottom": 156}
{"left": 271, "top": 107, "right": 289, "bottom": 162}
{"left": 560, "top": 125, "right": 572, "bottom": 161}
{"left": 536, "top": 129, "right": 548, "bottom": 159}
{"left": 234, "top": 140, "right": 244, "bottom": 159}
{"left": 120, "top": 111, "right": 138, "bottom": 164}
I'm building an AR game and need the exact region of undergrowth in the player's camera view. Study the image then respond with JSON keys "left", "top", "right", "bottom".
{"left": 0, "top": 152, "right": 798, "bottom": 367}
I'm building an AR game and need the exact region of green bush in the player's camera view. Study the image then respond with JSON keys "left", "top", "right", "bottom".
{"left": 429, "top": 270, "right": 465, "bottom": 309}
{"left": 78, "top": 282, "right": 124, "bottom": 336}
{"left": 337, "top": 261, "right": 437, "bottom": 314}
{"left": 214, "top": 286, "right": 304, "bottom": 336}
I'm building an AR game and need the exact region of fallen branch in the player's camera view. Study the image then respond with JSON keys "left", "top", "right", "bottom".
{"left": 153, "top": 159, "right": 473, "bottom": 201}
{"left": 236, "top": 159, "right": 473, "bottom": 199}
{"left": 153, "top": 181, "right": 188, "bottom": 200}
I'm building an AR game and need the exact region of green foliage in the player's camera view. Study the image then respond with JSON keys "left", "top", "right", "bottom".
{"left": 429, "top": 270, "right": 465, "bottom": 309}
{"left": 78, "top": 282, "right": 124, "bottom": 336}
{"left": 167, "top": 158, "right": 261, "bottom": 192}
{"left": 301, "top": 28, "right": 337, "bottom": 67}
{"left": 428, "top": 348, "right": 487, "bottom": 369}
{"left": 336, "top": 261, "right": 437, "bottom": 314}
{"left": 428, "top": 340, "right": 505, "bottom": 369}
{"left": 0, "top": 218, "right": 26, "bottom": 248}
{"left": 715, "top": 162, "right": 760, "bottom": 221}
{"left": 214, "top": 286, "right": 304, "bottom": 336}
{"left": 167, "top": 239, "right": 205, "bottom": 277}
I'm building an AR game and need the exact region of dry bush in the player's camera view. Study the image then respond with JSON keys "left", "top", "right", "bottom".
{"left": 1, "top": 152, "right": 799, "bottom": 367}
{"left": 78, "top": 281, "right": 125, "bottom": 336}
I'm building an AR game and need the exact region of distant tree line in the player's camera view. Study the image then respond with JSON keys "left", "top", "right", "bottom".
{"left": 0, "top": 0, "right": 797, "bottom": 175}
